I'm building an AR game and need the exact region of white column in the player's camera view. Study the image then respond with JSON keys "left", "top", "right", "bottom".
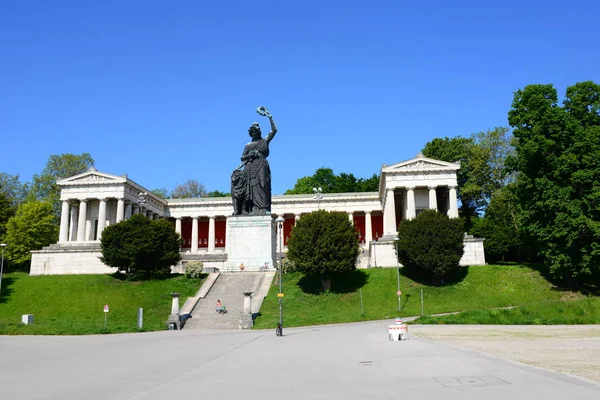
{"left": 116, "top": 199, "right": 125, "bottom": 223}
{"left": 146, "top": 210, "right": 152, "bottom": 219}
{"left": 383, "top": 188, "right": 397, "bottom": 236}
{"left": 208, "top": 216, "right": 216, "bottom": 253}
{"left": 365, "top": 211, "right": 373, "bottom": 245}
{"left": 77, "top": 200, "right": 88, "bottom": 242}
{"left": 294, "top": 214, "right": 301, "bottom": 225}
{"left": 191, "top": 217, "right": 199, "bottom": 252}
{"left": 124, "top": 202, "right": 132, "bottom": 219}
{"left": 406, "top": 186, "right": 416, "bottom": 220}
{"left": 97, "top": 199, "right": 107, "bottom": 240}
{"left": 448, "top": 186, "right": 459, "bottom": 218}
{"left": 132, "top": 204, "right": 139, "bottom": 216}
{"left": 69, "top": 203, "right": 79, "bottom": 241}
{"left": 175, "top": 218, "right": 182, "bottom": 235}
{"left": 347, "top": 212, "right": 354, "bottom": 224}
{"left": 59, "top": 200, "right": 70, "bottom": 243}
{"left": 428, "top": 186, "right": 438, "bottom": 211}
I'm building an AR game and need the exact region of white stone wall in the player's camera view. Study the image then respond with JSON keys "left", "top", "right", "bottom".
{"left": 460, "top": 236, "right": 486, "bottom": 266}
{"left": 30, "top": 249, "right": 113, "bottom": 275}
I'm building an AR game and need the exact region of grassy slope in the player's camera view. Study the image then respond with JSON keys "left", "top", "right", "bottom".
{"left": 0, "top": 273, "right": 204, "bottom": 335}
{"left": 253, "top": 265, "right": 565, "bottom": 329}
{"left": 415, "top": 298, "right": 600, "bottom": 324}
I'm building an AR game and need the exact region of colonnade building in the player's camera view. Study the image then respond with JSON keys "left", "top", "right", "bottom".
{"left": 30, "top": 153, "right": 485, "bottom": 275}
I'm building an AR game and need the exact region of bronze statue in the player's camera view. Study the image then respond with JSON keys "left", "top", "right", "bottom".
{"left": 231, "top": 106, "right": 278, "bottom": 216}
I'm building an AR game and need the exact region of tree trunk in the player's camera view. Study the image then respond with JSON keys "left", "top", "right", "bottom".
{"left": 320, "top": 277, "right": 331, "bottom": 292}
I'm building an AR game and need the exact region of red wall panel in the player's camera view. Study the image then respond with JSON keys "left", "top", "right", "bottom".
{"left": 371, "top": 215, "right": 383, "bottom": 241}
{"left": 181, "top": 220, "right": 192, "bottom": 248}
{"left": 353, "top": 215, "right": 366, "bottom": 243}
{"left": 215, "top": 220, "right": 226, "bottom": 247}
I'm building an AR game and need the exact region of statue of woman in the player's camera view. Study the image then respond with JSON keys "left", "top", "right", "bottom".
{"left": 238, "top": 107, "right": 277, "bottom": 215}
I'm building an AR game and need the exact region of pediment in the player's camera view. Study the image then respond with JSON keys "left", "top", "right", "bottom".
{"left": 57, "top": 169, "right": 126, "bottom": 185}
{"left": 382, "top": 153, "right": 460, "bottom": 172}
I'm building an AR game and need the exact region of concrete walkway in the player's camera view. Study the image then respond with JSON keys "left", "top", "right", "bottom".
{"left": 0, "top": 320, "right": 598, "bottom": 399}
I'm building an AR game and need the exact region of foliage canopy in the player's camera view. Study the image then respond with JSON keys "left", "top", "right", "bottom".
{"left": 3, "top": 201, "right": 58, "bottom": 271}
{"left": 100, "top": 214, "right": 182, "bottom": 279}
{"left": 286, "top": 210, "right": 360, "bottom": 290}
{"left": 396, "top": 209, "right": 464, "bottom": 282}
{"left": 285, "top": 168, "right": 379, "bottom": 194}
{"left": 508, "top": 81, "right": 600, "bottom": 288}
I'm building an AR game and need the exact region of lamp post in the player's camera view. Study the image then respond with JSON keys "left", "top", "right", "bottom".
{"left": 313, "top": 187, "right": 323, "bottom": 210}
{"left": 0, "top": 243, "right": 7, "bottom": 297}
{"left": 276, "top": 216, "right": 285, "bottom": 336}
{"left": 395, "top": 239, "right": 401, "bottom": 313}
{"left": 138, "top": 192, "right": 147, "bottom": 216}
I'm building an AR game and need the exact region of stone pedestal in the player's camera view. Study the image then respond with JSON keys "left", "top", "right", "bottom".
{"left": 226, "top": 215, "right": 277, "bottom": 271}
{"left": 239, "top": 291, "right": 253, "bottom": 330}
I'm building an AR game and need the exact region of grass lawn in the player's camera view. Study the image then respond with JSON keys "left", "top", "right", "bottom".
{"left": 414, "top": 298, "right": 600, "bottom": 325}
{"left": 0, "top": 272, "right": 205, "bottom": 335}
{"left": 253, "top": 264, "right": 569, "bottom": 329}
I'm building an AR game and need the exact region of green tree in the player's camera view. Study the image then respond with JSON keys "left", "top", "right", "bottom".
{"left": 396, "top": 209, "right": 464, "bottom": 283}
{"left": 422, "top": 128, "right": 514, "bottom": 229}
{"left": 206, "top": 190, "right": 230, "bottom": 197}
{"left": 285, "top": 168, "right": 380, "bottom": 194}
{"left": 100, "top": 214, "right": 182, "bottom": 279}
{"left": 508, "top": 81, "right": 600, "bottom": 288}
{"left": 470, "top": 185, "right": 522, "bottom": 262}
{"left": 150, "top": 188, "right": 170, "bottom": 199}
{"left": 171, "top": 179, "right": 207, "bottom": 198}
{"left": 0, "top": 172, "right": 28, "bottom": 206}
{"left": 0, "top": 192, "right": 16, "bottom": 240}
{"left": 3, "top": 201, "right": 59, "bottom": 270}
{"left": 286, "top": 210, "right": 360, "bottom": 291}
{"left": 28, "top": 153, "right": 95, "bottom": 220}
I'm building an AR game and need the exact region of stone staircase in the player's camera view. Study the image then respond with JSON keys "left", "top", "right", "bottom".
{"left": 184, "top": 272, "right": 275, "bottom": 330}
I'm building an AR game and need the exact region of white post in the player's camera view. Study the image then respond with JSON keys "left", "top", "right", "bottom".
{"left": 175, "top": 218, "right": 182, "bottom": 235}
{"left": 428, "top": 186, "right": 438, "bottom": 211}
{"left": 116, "top": 199, "right": 125, "bottom": 223}
{"left": 97, "top": 199, "right": 107, "bottom": 240}
{"left": 77, "top": 200, "right": 88, "bottom": 242}
{"left": 348, "top": 212, "right": 354, "bottom": 224}
{"left": 68, "top": 203, "right": 79, "bottom": 242}
{"left": 365, "top": 211, "right": 373, "bottom": 245}
{"left": 406, "top": 186, "right": 416, "bottom": 220}
{"left": 191, "top": 217, "right": 199, "bottom": 252}
{"left": 294, "top": 214, "right": 301, "bottom": 225}
{"left": 59, "top": 200, "right": 70, "bottom": 243}
{"left": 208, "top": 216, "right": 216, "bottom": 253}
{"left": 383, "top": 188, "right": 397, "bottom": 236}
{"left": 448, "top": 186, "right": 459, "bottom": 218}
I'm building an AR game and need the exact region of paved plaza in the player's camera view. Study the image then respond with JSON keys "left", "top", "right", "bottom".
{"left": 1, "top": 321, "right": 599, "bottom": 400}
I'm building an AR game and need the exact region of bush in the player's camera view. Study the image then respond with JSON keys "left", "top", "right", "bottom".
{"left": 185, "top": 261, "right": 204, "bottom": 278}
{"left": 281, "top": 258, "right": 297, "bottom": 274}
{"left": 100, "top": 214, "right": 182, "bottom": 279}
{"left": 287, "top": 210, "right": 360, "bottom": 291}
{"left": 397, "top": 209, "right": 464, "bottom": 283}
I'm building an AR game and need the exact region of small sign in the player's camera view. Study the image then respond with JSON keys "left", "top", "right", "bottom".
{"left": 104, "top": 305, "right": 109, "bottom": 313}
{"left": 397, "top": 291, "right": 402, "bottom": 296}
{"left": 277, "top": 293, "right": 285, "bottom": 298}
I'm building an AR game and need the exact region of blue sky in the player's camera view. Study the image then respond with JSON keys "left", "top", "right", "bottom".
{"left": 1, "top": 1, "right": 598, "bottom": 195}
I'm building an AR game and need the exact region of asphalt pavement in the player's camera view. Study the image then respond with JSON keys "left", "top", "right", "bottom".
{"left": 0, "top": 320, "right": 598, "bottom": 400}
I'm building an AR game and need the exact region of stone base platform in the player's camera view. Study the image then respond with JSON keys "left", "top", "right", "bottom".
{"left": 225, "top": 215, "right": 277, "bottom": 271}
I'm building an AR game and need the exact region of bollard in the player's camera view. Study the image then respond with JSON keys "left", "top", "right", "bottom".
{"left": 239, "top": 292, "right": 253, "bottom": 329}
{"left": 137, "top": 308, "right": 143, "bottom": 329}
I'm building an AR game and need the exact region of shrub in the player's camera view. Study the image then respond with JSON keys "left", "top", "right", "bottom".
{"left": 287, "top": 210, "right": 360, "bottom": 291}
{"left": 100, "top": 214, "right": 182, "bottom": 279}
{"left": 281, "top": 258, "right": 297, "bottom": 274}
{"left": 397, "top": 209, "right": 464, "bottom": 283}
{"left": 185, "top": 261, "right": 204, "bottom": 278}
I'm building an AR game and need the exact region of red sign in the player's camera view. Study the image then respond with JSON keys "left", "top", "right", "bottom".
{"left": 103, "top": 305, "right": 109, "bottom": 313}
{"left": 397, "top": 291, "right": 402, "bottom": 296}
